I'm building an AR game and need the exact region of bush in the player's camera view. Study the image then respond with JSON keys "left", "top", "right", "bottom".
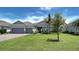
{"left": 33, "top": 29, "right": 38, "bottom": 34}
{"left": 41, "top": 30, "right": 51, "bottom": 34}
{"left": 62, "top": 31, "right": 69, "bottom": 33}
{"left": 69, "top": 32, "right": 74, "bottom": 34}
{"left": 0, "top": 29, "right": 6, "bottom": 34}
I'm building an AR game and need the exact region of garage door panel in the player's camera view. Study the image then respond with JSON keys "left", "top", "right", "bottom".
{"left": 26, "top": 28, "right": 32, "bottom": 33}
{"left": 12, "top": 28, "right": 25, "bottom": 34}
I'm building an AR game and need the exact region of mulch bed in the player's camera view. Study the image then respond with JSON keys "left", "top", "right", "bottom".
{"left": 47, "top": 38, "right": 60, "bottom": 42}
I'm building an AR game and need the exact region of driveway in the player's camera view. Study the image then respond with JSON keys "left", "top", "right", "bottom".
{"left": 0, "top": 34, "right": 28, "bottom": 41}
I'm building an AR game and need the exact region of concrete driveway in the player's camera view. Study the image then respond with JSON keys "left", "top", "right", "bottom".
{"left": 0, "top": 34, "right": 28, "bottom": 41}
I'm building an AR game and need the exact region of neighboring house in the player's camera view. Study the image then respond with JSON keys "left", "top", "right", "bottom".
{"left": 0, "top": 20, "right": 11, "bottom": 32}
{"left": 36, "top": 21, "right": 53, "bottom": 33}
{"left": 63, "top": 23, "right": 79, "bottom": 34}
{"left": 10, "top": 21, "right": 34, "bottom": 34}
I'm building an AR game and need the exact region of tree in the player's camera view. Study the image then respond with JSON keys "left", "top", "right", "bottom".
{"left": 73, "top": 19, "right": 79, "bottom": 26}
{"left": 53, "top": 13, "right": 65, "bottom": 41}
{"left": 47, "top": 13, "right": 51, "bottom": 23}
{"left": 44, "top": 13, "right": 52, "bottom": 23}
{"left": 47, "top": 13, "right": 52, "bottom": 33}
{"left": 43, "top": 13, "right": 52, "bottom": 33}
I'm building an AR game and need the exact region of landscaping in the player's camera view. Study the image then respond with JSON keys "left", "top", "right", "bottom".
{"left": 0, "top": 33, "right": 79, "bottom": 51}
{"left": 0, "top": 29, "right": 7, "bottom": 34}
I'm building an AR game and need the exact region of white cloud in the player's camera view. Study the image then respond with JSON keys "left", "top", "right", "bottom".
{"left": 65, "top": 16, "right": 79, "bottom": 24}
{"left": 40, "top": 7, "right": 52, "bottom": 11}
{"left": 23, "top": 16, "right": 46, "bottom": 23}
{"left": 0, "top": 15, "right": 79, "bottom": 24}
{"left": 0, "top": 18, "right": 12, "bottom": 23}
{"left": 0, "top": 15, "right": 46, "bottom": 23}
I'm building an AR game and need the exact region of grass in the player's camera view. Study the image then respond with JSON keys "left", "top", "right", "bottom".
{"left": 0, "top": 33, "right": 79, "bottom": 51}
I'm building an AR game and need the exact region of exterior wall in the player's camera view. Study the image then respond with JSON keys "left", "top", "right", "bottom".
{"left": 26, "top": 28, "right": 33, "bottom": 33}
{"left": 10, "top": 24, "right": 26, "bottom": 28}
{"left": 41, "top": 27, "right": 52, "bottom": 32}
{"left": 63, "top": 24, "right": 79, "bottom": 34}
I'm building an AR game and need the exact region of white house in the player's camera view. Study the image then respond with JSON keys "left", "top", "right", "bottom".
{"left": 36, "top": 21, "right": 53, "bottom": 33}
{"left": 0, "top": 20, "right": 11, "bottom": 33}
{"left": 63, "top": 23, "right": 79, "bottom": 34}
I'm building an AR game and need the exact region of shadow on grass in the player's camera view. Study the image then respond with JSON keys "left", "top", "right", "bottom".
{"left": 47, "top": 38, "right": 60, "bottom": 42}
{"left": 63, "top": 32, "right": 79, "bottom": 36}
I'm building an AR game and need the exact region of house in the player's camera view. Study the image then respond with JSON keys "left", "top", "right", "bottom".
{"left": 36, "top": 21, "right": 53, "bottom": 33}
{"left": 63, "top": 23, "right": 79, "bottom": 34}
{"left": 0, "top": 20, "right": 11, "bottom": 32}
{"left": 10, "top": 21, "right": 34, "bottom": 34}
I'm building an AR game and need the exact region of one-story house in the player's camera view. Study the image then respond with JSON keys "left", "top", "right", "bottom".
{"left": 36, "top": 21, "right": 53, "bottom": 33}
{"left": 0, "top": 20, "right": 11, "bottom": 32}
{"left": 63, "top": 23, "right": 79, "bottom": 34}
{"left": 10, "top": 21, "right": 34, "bottom": 34}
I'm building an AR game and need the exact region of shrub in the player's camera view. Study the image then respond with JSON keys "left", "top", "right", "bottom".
{"left": 0, "top": 29, "right": 6, "bottom": 34}
{"left": 62, "top": 31, "right": 69, "bottom": 33}
{"left": 33, "top": 29, "right": 38, "bottom": 34}
{"left": 41, "top": 30, "right": 51, "bottom": 34}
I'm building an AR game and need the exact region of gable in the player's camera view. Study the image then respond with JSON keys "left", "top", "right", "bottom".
{"left": 13, "top": 21, "right": 24, "bottom": 24}
{"left": 36, "top": 22, "right": 49, "bottom": 27}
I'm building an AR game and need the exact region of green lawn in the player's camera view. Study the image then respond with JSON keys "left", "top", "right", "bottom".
{"left": 0, "top": 33, "right": 79, "bottom": 51}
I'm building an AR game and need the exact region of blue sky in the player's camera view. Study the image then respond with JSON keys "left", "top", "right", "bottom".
{"left": 0, "top": 7, "right": 79, "bottom": 23}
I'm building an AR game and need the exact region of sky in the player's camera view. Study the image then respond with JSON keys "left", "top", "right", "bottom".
{"left": 0, "top": 7, "right": 79, "bottom": 24}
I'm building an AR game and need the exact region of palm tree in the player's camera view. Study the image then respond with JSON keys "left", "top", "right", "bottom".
{"left": 53, "top": 13, "right": 65, "bottom": 41}
{"left": 43, "top": 13, "right": 52, "bottom": 33}
{"left": 44, "top": 13, "right": 52, "bottom": 24}
{"left": 46, "top": 13, "right": 52, "bottom": 33}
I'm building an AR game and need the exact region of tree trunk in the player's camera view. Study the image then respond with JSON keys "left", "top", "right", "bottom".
{"left": 57, "top": 27, "right": 59, "bottom": 40}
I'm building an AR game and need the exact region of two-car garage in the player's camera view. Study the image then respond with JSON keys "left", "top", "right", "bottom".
{"left": 12, "top": 28, "right": 25, "bottom": 34}
{"left": 12, "top": 28, "right": 33, "bottom": 34}
{"left": 11, "top": 21, "right": 34, "bottom": 34}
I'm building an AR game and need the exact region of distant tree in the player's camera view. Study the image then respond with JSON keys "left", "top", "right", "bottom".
{"left": 73, "top": 18, "right": 79, "bottom": 26}
{"left": 53, "top": 13, "right": 65, "bottom": 41}
{"left": 43, "top": 14, "right": 52, "bottom": 23}
{"left": 47, "top": 13, "right": 51, "bottom": 23}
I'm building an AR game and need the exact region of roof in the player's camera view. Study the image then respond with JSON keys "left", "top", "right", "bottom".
{"left": 36, "top": 21, "right": 49, "bottom": 27}
{"left": 11, "top": 21, "right": 26, "bottom": 28}
{"left": 11, "top": 21, "right": 34, "bottom": 28}
{"left": 0, "top": 20, "right": 11, "bottom": 26}
{"left": 24, "top": 21, "right": 33, "bottom": 25}
{"left": 24, "top": 21, "right": 34, "bottom": 28}
{"left": 13, "top": 21, "right": 24, "bottom": 24}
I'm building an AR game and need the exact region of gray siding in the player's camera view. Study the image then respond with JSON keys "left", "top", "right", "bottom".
{"left": 26, "top": 28, "right": 33, "bottom": 33}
